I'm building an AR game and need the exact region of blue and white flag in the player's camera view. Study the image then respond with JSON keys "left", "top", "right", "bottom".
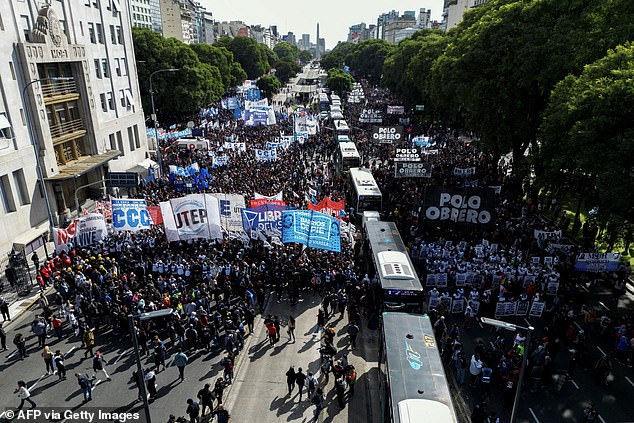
{"left": 281, "top": 210, "right": 341, "bottom": 253}
{"left": 111, "top": 198, "right": 153, "bottom": 232}
{"left": 255, "top": 149, "right": 278, "bottom": 162}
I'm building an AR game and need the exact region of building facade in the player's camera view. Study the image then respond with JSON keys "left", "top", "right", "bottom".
{"left": 0, "top": 0, "right": 147, "bottom": 256}
{"left": 444, "top": 0, "right": 489, "bottom": 30}
{"left": 159, "top": 0, "right": 196, "bottom": 44}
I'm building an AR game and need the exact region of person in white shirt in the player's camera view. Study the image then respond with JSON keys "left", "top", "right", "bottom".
{"left": 469, "top": 354, "right": 483, "bottom": 386}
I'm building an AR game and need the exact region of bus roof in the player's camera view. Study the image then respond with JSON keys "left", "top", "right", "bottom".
{"left": 382, "top": 313, "right": 458, "bottom": 423}
{"left": 339, "top": 142, "right": 360, "bottom": 159}
{"left": 365, "top": 221, "right": 421, "bottom": 291}
{"left": 349, "top": 168, "right": 381, "bottom": 197}
{"left": 333, "top": 120, "right": 349, "bottom": 130}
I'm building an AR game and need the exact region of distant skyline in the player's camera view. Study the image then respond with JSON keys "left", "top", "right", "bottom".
{"left": 200, "top": 0, "right": 446, "bottom": 50}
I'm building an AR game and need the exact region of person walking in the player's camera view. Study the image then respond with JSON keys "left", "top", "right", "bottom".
{"left": 288, "top": 315, "right": 296, "bottom": 342}
{"left": 214, "top": 405, "right": 230, "bottom": 423}
{"left": 83, "top": 328, "right": 95, "bottom": 358}
{"left": 346, "top": 365, "right": 357, "bottom": 396}
{"left": 214, "top": 377, "right": 226, "bottom": 405}
{"left": 154, "top": 337, "right": 167, "bottom": 372}
{"left": 15, "top": 380, "right": 36, "bottom": 409}
{"left": 75, "top": 372, "right": 93, "bottom": 403}
{"left": 311, "top": 387, "right": 325, "bottom": 422}
{"left": 295, "top": 367, "right": 306, "bottom": 400}
{"left": 92, "top": 351, "right": 111, "bottom": 380}
{"left": 41, "top": 345, "right": 54, "bottom": 375}
{"left": 185, "top": 398, "right": 200, "bottom": 423}
{"left": 13, "top": 333, "right": 28, "bottom": 359}
{"left": 470, "top": 353, "right": 483, "bottom": 387}
{"left": 197, "top": 383, "right": 215, "bottom": 416}
{"left": 31, "top": 316, "right": 47, "bottom": 348}
{"left": 286, "top": 365, "right": 297, "bottom": 396}
{"left": 0, "top": 296, "right": 11, "bottom": 321}
{"left": 335, "top": 377, "right": 346, "bottom": 408}
{"left": 222, "top": 353, "right": 234, "bottom": 384}
{"left": 347, "top": 323, "right": 359, "bottom": 349}
{"left": 306, "top": 371, "right": 317, "bottom": 400}
{"left": 51, "top": 315, "right": 63, "bottom": 340}
{"left": 144, "top": 368, "right": 157, "bottom": 399}
{"left": 173, "top": 348, "right": 188, "bottom": 382}
{"left": 54, "top": 350, "right": 66, "bottom": 379}
{"left": 273, "top": 316, "right": 281, "bottom": 342}
{"left": 317, "top": 308, "right": 325, "bottom": 333}
{"left": 0, "top": 322, "right": 7, "bottom": 350}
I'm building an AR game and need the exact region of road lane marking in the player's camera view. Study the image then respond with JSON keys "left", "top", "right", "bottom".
{"left": 625, "top": 376, "right": 634, "bottom": 388}
{"left": 598, "top": 415, "right": 606, "bottom": 423}
{"left": 478, "top": 320, "right": 483, "bottom": 329}
{"left": 597, "top": 346, "right": 607, "bottom": 357}
{"left": 580, "top": 284, "right": 589, "bottom": 292}
{"left": 113, "top": 350, "right": 129, "bottom": 364}
{"left": 91, "top": 379, "right": 101, "bottom": 391}
{"left": 528, "top": 407, "right": 541, "bottom": 423}
{"left": 7, "top": 349, "right": 18, "bottom": 359}
{"left": 569, "top": 379, "right": 580, "bottom": 389}
{"left": 28, "top": 374, "right": 47, "bottom": 391}
{"left": 66, "top": 346, "right": 76, "bottom": 355}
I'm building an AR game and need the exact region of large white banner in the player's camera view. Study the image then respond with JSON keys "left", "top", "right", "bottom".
{"left": 53, "top": 213, "right": 108, "bottom": 253}
{"left": 111, "top": 198, "right": 153, "bottom": 232}
{"left": 255, "top": 149, "right": 278, "bottom": 162}
{"left": 244, "top": 99, "right": 269, "bottom": 110}
{"left": 159, "top": 194, "right": 222, "bottom": 242}
{"left": 210, "top": 193, "right": 246, "bottom": 234}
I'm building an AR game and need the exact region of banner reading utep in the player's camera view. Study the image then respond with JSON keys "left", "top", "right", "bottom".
{"left": 54, "top": 213, "right": 108, "bottom": 253}
{"left": 421, "top": 187, "right": 495, "bottom": 228}
{"left": 307, "top": 197, "right": 345, "bottom": 220}
{"left": 111, "top": 198, "right": 153, "bottom": 232}
{"left": 159, "top": 194, "right": 222, "bottom": 242}
{"left": 250, "top": 191, "right": 285, "bottom": 208}
{"left": 281, "top": 210, "right": 341, "bottom": 253}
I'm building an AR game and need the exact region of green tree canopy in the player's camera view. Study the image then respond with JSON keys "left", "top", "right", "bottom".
{"left": 273, "top": 42, "right": 300, "bottom": 61}
{"left": 538, "top": 42, "right": 634, "bottom": 221}
{"left": 220, "top": 36, "right": 271, "bottom": 79}
{"left": 256, "top": 75, "right": 281, "bottom": 98}
{"left": 189, "top": 43, "right": 245, "bottom": 91}
{"left": 274, "top": 58, "right": 301, "bottom": 85}
{"left": 326, "top": 68, "right": 354, "bottom": 96}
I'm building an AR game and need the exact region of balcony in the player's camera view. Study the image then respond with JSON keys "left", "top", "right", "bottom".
{"left": 41, "top": 79, "right": 79, "bottom": 105}
{"left": 50, "top": 119, "right": 86, "bottom": 144}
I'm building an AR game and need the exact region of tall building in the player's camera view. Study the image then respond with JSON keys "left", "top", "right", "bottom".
{"left": 444, "top": 0, "right": 490, "bottom": 30}
{"left": 130, "top": 0, "right": 153, "bottom": 30}
{"left": 199, "top": 10, "right": 215, "bottom": 44}
{"left": 299, "top": 34, "right": 310, "bottom": 51}
{"left": 284, "top": 32, "right": 297, "bottom": 46}
{"left": 159, "top": 0, "right": 197, "bottom": 44}
{"left": 347, "top": 23, "right": 377, "bottom": 43}
{"left": 0, "top": 0, "right": 147, "bottom": 256}
{"left": 380, "top": 10, "right": 417, "bottom": 43}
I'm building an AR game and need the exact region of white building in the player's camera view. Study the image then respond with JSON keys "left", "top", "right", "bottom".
{"left": 444, "top": 0, "right": 489, "bottom": 31}
{"left": 130, "top": 0, "right": 153, "bottom": 30}
{"left": 159, "top": 0, "right": 197, "bottom": 44}
{"left": 0, "top": 0, "right": 147, "bottom": 257}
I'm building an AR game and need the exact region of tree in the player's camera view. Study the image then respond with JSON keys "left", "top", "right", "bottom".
{"left": 538, "top": 42, "right": 634, "bottom": 225}
{"left": 274, "top": 58, "right": 301, "bottom": 84}
{"left": 298, "top": 50, "right": 313, "bottom": 64}
{"left": 190, "top": 43, "right": 245, "bottom": 91}
{"left": 326, "top": 68, "right": 354, "bottom": 96}
{"left": 222, "top": 36, "right": 270, "bottom": 79}
{"left": 273, "top": 42, "right": 300, "bottom": 61}
{"left": 346, "top": 39, "right": 394, "bottom": 85}
{"left": 256, "top": 75, "right": 281, "bottom": 98}
{"left": 132, "top": 28, "right": 224, "bottom": 117}
{"left": 320, "top": 42, "right": 357, "bottom": 71}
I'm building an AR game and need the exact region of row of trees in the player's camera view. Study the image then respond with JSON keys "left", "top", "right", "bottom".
{"left": 321, "top": 0, "right": 634, "bottom": 244}
{"left": 133, "top": 30, "right": 310, "bottom": 116}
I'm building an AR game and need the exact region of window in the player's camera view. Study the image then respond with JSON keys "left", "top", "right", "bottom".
{"left": 0, "top": 174, "right": 16, "bottom": 213}
{"left": 88, "top": 23, "right": 95, "bottom": 43}
{"left": 0, "top": 12, "right": 5, "bottom": 31}
{"left": 79, "top": 21, "right": 84, "bottom": 37}
{"left": 92, "top": 0, "right": 100, "bottom": 8}
{"left": 134, "top": 124, "right": 140, "bottom": 149}
{"left": 120, "top": 58, "right": 128, "bottom": 76}
{"left": 110, "top": 25, "right": 116, "bottom": 44}
{"left": 114, "top": 58, "right": 121, "bottom": 76}
{"left": 96, "top": 23, "right": 104, "bottom": 44}
{"left": 107, "top": 92, "right": 114, "bottom": 110}
{"left": 116, "top": 131, "right": 124, "bottom": 155}
{"left": 12, "top": 170, "right": 29, "bottom": 205}
{"left": 109, "top": 133, "right": 116, "bottom": 150}
{"left": 100, "top": 93, "right": 107, "bottom": 112}
{"left": 101, "top": 59, "right": 109, "bottom": 78}
{"left": 116, "top": 26, "right": 123, "bottom": 44}
{"left": 20, "top": 15, "right": 30, "bottom": 42}
{"left": 94, "top": 59, "right": 102, "bottom": 78}
{"left": 119, "top": 89, "right": 126, "bottom": 108}
{"left": 0, "top": 113, "right": 12, "bottom": 140}
{"left": 128, "top": 126, "right": 135, "bottom": 151}
{"left": 84, "top": 0, "right": 91, "bottom": 5}
{"left": 19, "top": 109, "right": 26, "bottom": 126}
{"left": 9, "top": 62, "right": 16, "bottom": 80}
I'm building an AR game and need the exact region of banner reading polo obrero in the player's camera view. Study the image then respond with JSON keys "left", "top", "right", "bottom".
{"left": 111, "top": 198, "right": 153, "bottom": 232}
{"left": 159, "top": 194, "right": 222, "bottom": 242}
{"left": 281, "top": 210, "right": 341, "bottom": 253}
{"left": 421, "top": 187, "right": 495, "bottom": 228}
{"left": 53, "top": 213, "right": 108, "bottom": 253}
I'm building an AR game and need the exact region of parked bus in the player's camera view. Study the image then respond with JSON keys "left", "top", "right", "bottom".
{"left": 379, "top": 312, "right": 459, "bottom": 423}
{"left": 318, "top": 93, "right": 329, "bottom": 112}
{"left": 347, "top": 167, "right": 382, "bottom": 215}
{"left": 363, "top": 220, "right": 424, "bottom": 313}
{"left": 333, "top": 120, "right": 350, "bottom": 137}
{"left": 336, "top": 142, "right": 361, "bottom": 176}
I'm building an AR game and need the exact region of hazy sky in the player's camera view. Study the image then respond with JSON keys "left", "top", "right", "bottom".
{"left": 201, "top": 0, "right": 446, "bottom": 50}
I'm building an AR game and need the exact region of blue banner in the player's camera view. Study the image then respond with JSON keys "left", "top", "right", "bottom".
{"left": 111, "top": 198, "right": 153, "bottom": 232}
{"left": 241, "top": 204, "right": 294, "bottom": 237}
{"left": 247, "top": 89, "right": 261, "bottom": 101}
{"left": 281, "top": 210, "right": 341, "bottom": 253}
{"left": 244, "top": 110, "right": 268, "bottom": 126}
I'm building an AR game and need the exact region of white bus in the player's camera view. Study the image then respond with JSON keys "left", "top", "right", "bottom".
{"left": 347, "top": 167, "right": 382, "bottom": 215}
{"left": 336, "top": 142, "right": 361, "bottom": 176}
{"left": 333, "top": 120, "right": 350, "bottom": 136}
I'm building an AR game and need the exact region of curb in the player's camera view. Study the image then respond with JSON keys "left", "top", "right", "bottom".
{"left": 4, "top": 287, "right": 54, "bottom": 330}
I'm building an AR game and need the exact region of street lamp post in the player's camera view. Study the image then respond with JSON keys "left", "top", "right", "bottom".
{"left": 128, "top": 308, "right": 173, "bottom": 423}
{"left": 22, "top": 77, "right": 74, "bottom": 247}
{"left": 480, "top": 317, "right": 534, "bottom": 423}
{"left": 149, "top": 69, "right": 180, "bottom": 178}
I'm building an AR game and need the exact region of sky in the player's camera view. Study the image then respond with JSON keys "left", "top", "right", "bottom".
{"left": 201, "top": 0, "right": 446, "bottom": 50}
